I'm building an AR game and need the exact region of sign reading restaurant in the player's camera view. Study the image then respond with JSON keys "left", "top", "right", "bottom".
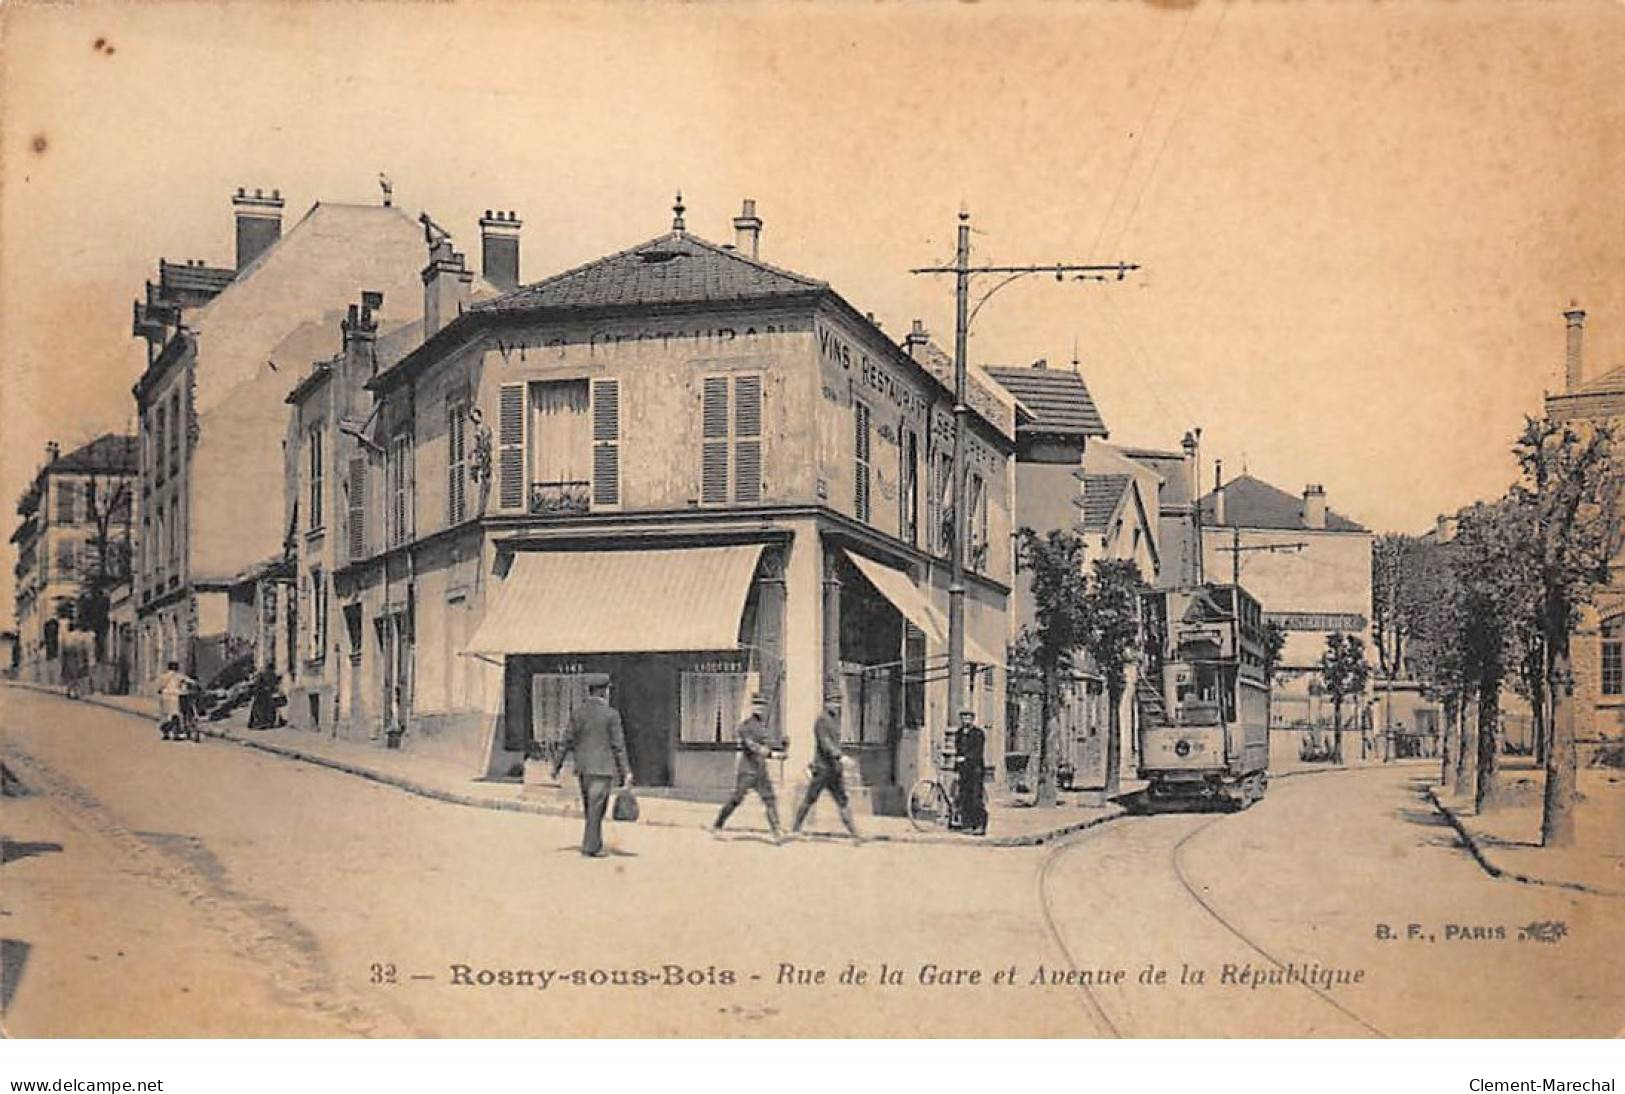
{"left": 1264, "top": 611, "right": 1368, "bottom": 633}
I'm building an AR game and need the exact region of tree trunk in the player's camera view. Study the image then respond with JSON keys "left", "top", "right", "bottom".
{"left": 1530, "top": 661, "right": 1548, "bottom": 768}
{"left": 1541, "top": 636, "right": 1579, "bottom": 847}
{"left": 1454, "top": 691, "right": 1476, "bottom": 799}
{"left": 1103, "top": 680, "right": 1123, "bottom": 798}
{"left": 1474, "top": 681, "right": 1499, "bottom": 812}
{"left": 1332, "top": 698, "right": 1344, "bottom": 764}
{"left": 1441, "top": 694, "right": 1457, "bottom": 786}
{"left": 1036, "top": 664, "right": 1057, "bottom": 807}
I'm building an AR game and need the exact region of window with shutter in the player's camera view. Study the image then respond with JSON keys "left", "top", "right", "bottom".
{"left": 734, "top": 375, "right": 762, "bottom": 503}
{"left": 900, "top": 426, "right": 918, "bottom": 546}
{"left": 308, "top": 426, "right": 325, "bottom": 531}
{"left": 591, "top": 378, "right": 620, "bottom": 508}
{"left": 447, "top": 400, "right": 467, "bottom": 525}
{"left": 347, "top": 457, "right": 367, "bottom": 561}
{"left": 388, "top": 434, "right": 413, "bottom": 547}
{"left": 498, "top": 383, "right": 525, "bottom": 510}
{"left": 854, "top": 401, "right": 872, "bottom": 523}
{"left": 701, "top": 376, "right": 729, "bottom": 505}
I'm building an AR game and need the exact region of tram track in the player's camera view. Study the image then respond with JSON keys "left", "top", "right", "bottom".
{"left": 1036, "top": 791, "right": 1390, "bottom": 1038}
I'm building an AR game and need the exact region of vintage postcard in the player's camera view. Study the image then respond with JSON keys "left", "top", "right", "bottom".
{"left": 1, "top": 0, "right": 1622, "bottom": 1046}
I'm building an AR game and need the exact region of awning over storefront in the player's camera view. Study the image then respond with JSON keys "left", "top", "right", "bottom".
{"left": 843, "top": 549, "right": 1004, "bottom": 668}
{"left": 464, "top": 544, "right": 765, "bottom": 657}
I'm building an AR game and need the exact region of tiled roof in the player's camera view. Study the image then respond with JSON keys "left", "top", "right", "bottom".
{"left": 1563, "top": 364, "right": 1625, "bottom": 396}
{"left": 986, "top": 367, "right": 1108, "bottom": 437}
{"left": 51, "top": 433, "right": 137, "bottom": 475}
{"left": 472, "top": 230, "right": 825, "bottom": 314}
{"left": 159, "top": 260, "right": 236, "bottom": 299}
{"left": 1076, "top": 473, "right": 1130, "bottom": 531}
{"left": 1197, "top": 474, "right": 1367, "bottom": 533}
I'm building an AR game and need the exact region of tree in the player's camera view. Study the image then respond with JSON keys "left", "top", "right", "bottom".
{"left": 1014, "top": 528, "right": 1090, "bottom": 807}
{"left": 1398, "top": 532, "right": 1467, "bottom": 786}
{"left": 1371, "top": 533, "right": 1414, "bottom": 679}
{"left": 1511, "top": 416, "right": 1625, "bottom": 847}
{"left": 1261, "top": 618, "right": 1287, "bottom": 731}
{"left": 1318, "top": 632, "right": 1370, "bottom": 764}
{"left": 68, "top": 472, "right": 133, "bottom": 663}
{"left": 1080, "top": 558, "right": 1145, "bottom": 798}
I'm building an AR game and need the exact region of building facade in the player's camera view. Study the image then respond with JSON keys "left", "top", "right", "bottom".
{"left": 1196, "top": 474, "right": 1375, "bottom": 757}
{"left": 128, "top": 187, "right": 500, "bottom": 692}
{"left": 9, "top": 435, "right": 137, "bottom": 684}
{"left": 284, "top": 200, "right": 1015, "bottom": 812}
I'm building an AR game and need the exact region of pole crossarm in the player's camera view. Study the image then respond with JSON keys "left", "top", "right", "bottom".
{"left": 910, "top": 261, "right": 1140, "bottom": 277}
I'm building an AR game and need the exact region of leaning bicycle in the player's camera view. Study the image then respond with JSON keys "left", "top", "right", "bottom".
{"left": 906, "top": 764, "right": 961, "bottom": 832}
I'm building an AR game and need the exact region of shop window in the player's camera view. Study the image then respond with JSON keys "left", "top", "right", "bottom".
{"left": 679, "top": 671, "right": 757, "bottom": 744}
{"left": 1603, "top": 619, "right": 1624, "bottom": 697}
{"left": 532, "top": 673, "right": 593, "bottom": 758}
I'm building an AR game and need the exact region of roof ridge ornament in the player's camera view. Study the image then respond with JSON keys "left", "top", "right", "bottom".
{"left": 672, "top": 191, "right": 686, "bottom": 233}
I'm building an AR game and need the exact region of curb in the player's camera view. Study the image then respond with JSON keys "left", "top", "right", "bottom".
{"left": 1423, "top": 785, "right": 1623, "bottom": 900}
{"left": 7, "top": 681, "right": 1123, "bottom": 847}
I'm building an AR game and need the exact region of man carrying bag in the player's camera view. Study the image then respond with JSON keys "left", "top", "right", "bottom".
{"left": 550, "top": 673, "right": 630, "bottom": 857}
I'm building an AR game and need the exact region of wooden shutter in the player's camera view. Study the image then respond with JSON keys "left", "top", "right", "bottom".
{"left": 854, "top": 401, "right": 871, "bottom": 522}
{"left": 733, "top": 375, "right": 762, "bottom": 503}
{"left": 446, "top": 400, "right": 466, "bottom": 525}
{"left": 347, "top": 456, "right": 366, "bottom": 561}
{"left": 591, "top": 378, "right": 620, "bottom": 508}
{"left": 498, "top": 383, "right": 525, "bottom": 510}
{"left": 701, "top": 376, "right": 729, "bottom": 505}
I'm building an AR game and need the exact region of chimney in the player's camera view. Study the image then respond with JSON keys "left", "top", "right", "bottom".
{"left": 233, "top": 187, "right": 284, "bottom": 271}
{"left": 45, "top": 440, "right": 60, "bottom": 465}
{"left": 479, "top": 210, "right": 522, "bottom": 292}
{"left": 343, "top": 291, "right": 382, "bottom": 354}
{"left": 1565, "top": 303, "right": 1586, "bottom": 391}
{"left": 422, "top": 235, "right": 474, "bottom": 338}
{"left": 1214, "top": 460, "right": 1226, "bottom": 526}
{"left": 1303, "top": 484, "right": 1327, "bottom": 530}
{"left": 733, "top": 198, "right": 762, "bottom": 260}
{"left": 903, "top": 319, "right": 930, "bottom": 361}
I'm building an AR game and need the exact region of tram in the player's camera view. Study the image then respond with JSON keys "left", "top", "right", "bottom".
{"left": 1136, "top": 583, "right": 1271, "bottom": 808}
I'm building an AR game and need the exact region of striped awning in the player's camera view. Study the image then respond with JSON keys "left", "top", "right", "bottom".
{"left": 464, "top": 544, "right": 765, "bottom": 657}
{"left": 843, "top": 550, "right": 1004, "bottom": 668}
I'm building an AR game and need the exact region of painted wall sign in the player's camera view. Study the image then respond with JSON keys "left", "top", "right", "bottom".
{"left": 816, "top": 323, "right": 928, "bottom": 419}
{"left": 1264, "top": 611, "right": 1369, "bottom": 633}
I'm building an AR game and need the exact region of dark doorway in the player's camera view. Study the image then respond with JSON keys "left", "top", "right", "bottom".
{"left": 614, "top": 655, "right": 676, "bottom": 787}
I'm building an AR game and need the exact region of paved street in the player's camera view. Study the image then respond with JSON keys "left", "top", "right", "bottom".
{"left": 3, "top": 685, "right": 1620, "bottom": 1038}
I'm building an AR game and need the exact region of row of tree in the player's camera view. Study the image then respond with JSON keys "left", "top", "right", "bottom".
{"left": 1372, "top": 415, "right": 1623, "bottom": 847}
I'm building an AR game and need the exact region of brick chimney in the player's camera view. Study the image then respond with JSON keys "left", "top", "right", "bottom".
{"left": 1565, "top": 303, "right": 1586, "bottom": 392}
{"left": 1303, "top": 484, "right": 1327, "bottom": 530}
{"left": 479, "top": 210, "right": 522, "bottom": 292}
{"left": 45, "top": 440, "right": 60, "bottom": 465}
{"left": 1214, "top": 460, "right": 1227, "bottom": 526}
{"left": 422, "top": 236, "right": 473, "bottom": 338}
{"left": 733, "top": 199, "right": 762, "bottom": 260}
{"left": 903, "top": 319, "right": 930, "bottom": 361}
{"left": 233, "top": 187, "right": 284, "bottom": 271}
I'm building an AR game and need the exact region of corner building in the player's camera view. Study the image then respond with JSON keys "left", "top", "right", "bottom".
{"left": 343, "top": 203, "right": 1014, "bottom": 811}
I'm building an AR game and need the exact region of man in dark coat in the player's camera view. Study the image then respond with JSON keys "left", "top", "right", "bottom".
{"left": 791, "top": 691, "right": 863, "bottom": 841}
{"left": 954, "top": 709, "right": 988, "bottom": 835}
{"left": 712, "top": 692, "right": 783, "bottom": 840}
{"left": 551, "top": 673, "right": 630, "bottom": 857}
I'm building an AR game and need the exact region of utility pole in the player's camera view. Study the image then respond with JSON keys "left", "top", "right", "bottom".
{"left": 1218, "top": 528, "right": 1308, "bottom": 588}
{"left": 911, "top": 208, "right": 1139, "bottom": 727}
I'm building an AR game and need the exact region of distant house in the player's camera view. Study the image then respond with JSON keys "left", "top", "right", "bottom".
{"left": 9, "top": 434, "right": 137, "bottom": 685}
{"left": 128, "top": 187, "right": 502, "bottom": 691}
{"left": 1196, "top": 473, "right": 1374, "bottom": 744}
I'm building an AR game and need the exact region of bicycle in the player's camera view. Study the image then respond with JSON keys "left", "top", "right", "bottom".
{"left": 907, "top": 762, "right": 961, "bottom": 832}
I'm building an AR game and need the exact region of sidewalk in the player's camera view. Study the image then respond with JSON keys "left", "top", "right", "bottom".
{"left": 1426, "top": 761, "right": 1625, "bottom": 898}
{"left": 14, "top": 682, "right": 1123, "bottom": 848}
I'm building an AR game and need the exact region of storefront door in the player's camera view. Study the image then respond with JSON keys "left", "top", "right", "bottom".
{"left": 614, "top": 655, "right": 676, "bottom": 787}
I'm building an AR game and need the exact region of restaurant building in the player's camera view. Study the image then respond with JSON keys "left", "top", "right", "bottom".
{"left": 305, "top": 198, "right": 1014, "bottom": 811}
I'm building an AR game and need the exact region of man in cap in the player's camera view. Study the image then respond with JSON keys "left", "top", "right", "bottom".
{"left": 954, "top": 709, "right": 988, "bottom": 835}
{"left": 712, "top": 691, "right": 784, "bottom": 841}
{"left": 791, "top": 689, "right": 863, "bottom": 842}
{"left": 551, "top": 673, "right": 629, "bottom": 857}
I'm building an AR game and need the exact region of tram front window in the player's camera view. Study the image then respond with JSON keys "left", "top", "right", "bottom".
{"left": 1173, "top": 662, "right": 1223, "bottom": 725}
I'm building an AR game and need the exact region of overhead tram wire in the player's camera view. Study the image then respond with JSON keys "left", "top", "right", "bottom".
{"left": 1106, "top": 0, "right": 1232, "bottom": 257}
{"left": 1087, "top": 3, "right": 1201, "bottom": 258}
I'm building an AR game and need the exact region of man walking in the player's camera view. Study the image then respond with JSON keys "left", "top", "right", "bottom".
{"left": 713, "top": 692, "right": 784, "bottom": 841}
{"left": 791, "top": 690, "right": 862, "bottom": 842}
{"left": 550, "top": 673, "right": 629, "bottom": 858}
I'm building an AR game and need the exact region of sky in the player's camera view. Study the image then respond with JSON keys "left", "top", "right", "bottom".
{"left": 3, "top": 0, "right": 1623, "bottom": 616}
